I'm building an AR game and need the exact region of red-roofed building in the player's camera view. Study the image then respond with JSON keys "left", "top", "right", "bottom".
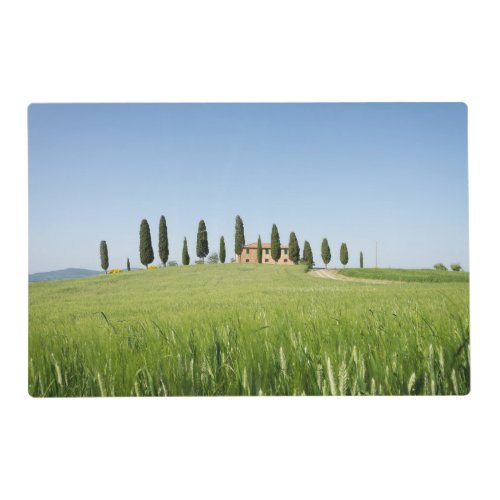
{"left": 238, "top": 242, "right": 293, "bottom": 264}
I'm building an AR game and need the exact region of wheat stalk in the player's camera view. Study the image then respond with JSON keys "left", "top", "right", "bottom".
{"left": 327, "top": 357, "right": 337, "bottom": 395}
{"left": 339, "top": 360, "right": 348, "bottom": 396}
{"left": 451, "top": 369, "right": 458, "bottom": 395}
{"left": 279, "top": 346, "right": 287, "bottom": 375}
{"left": 407, "top": 372, "right": 416, "bottom": 395}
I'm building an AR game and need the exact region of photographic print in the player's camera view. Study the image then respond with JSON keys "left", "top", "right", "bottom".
{"left": 28, "top": 103, "right": 469, "bottom": 396}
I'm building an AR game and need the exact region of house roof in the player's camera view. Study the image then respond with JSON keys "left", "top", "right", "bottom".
{"left": 243, "top": 242, "right": 289, "bottom": 249}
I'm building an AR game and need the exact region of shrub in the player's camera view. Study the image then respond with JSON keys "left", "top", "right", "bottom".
{"left": 108, "top": 268, "right": 123, "bottom": 274}
{"left": 195, "top": 260, "right": 205, "bottom": 265}
{"left": 300, "top": 258, "right": 314, "bottom": 270}
{"left": 148, "top": 265, "right": 158, "bottom": 270}
{"left": 167, "top": 261, "right": 178, "bottom": 267}
{"left": 207, "top": 252, "right": 219, "bottom": 264}
{"left": 434, "top": 263, "right": 448, "bottom": 271}
{"left": 450, "top": 263, "right": 463, "bottom": 272}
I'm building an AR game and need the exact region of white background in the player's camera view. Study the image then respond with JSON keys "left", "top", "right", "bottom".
{"left": 1, "top": 1, "right": 499, "bottom": 498}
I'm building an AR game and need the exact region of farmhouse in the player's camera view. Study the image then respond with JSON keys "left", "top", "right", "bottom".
{"left": 238, "top": 242, "right": 293, "bottom": 265}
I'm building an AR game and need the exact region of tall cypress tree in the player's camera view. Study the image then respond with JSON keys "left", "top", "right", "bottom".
{"left": 303, "top": 240, "right": 313, "bottom": 268}
{"left": 158, "top": 215, "right": 169, "bottom": 267}
{"left": 219, "top": 236, "right": 226, "bottom": 264}
{"left": 182, "top": 237, "right": 190, "bottom": 266}
{"left": 340, "top": 242, "right": 349, "bottom": 268}
{"left": 288, "top": 232, "right": 300, "bottom": 264}
{"left": 271, "top": 224, "right": 281, "bottom": 263}
{"left": 257, "top": 235, "right": 263, "bottom": 264}
{"left": 234, "top": 215, "right": 245, "bottom": 262}
{"left": 321, "top": 238, "right": 331, "bottom": 269}
{"left": 139, "top": 219, "right": 154, "bottom": 269}
{"left": 126, "top": 257, "right": 130, "bottom": 271}
{"left": 196, "top": 220, "right": 209, "bottom": 262}
{"left": 360, "top": 251, "right": 364, "bottom": 269}
{"left": 100, "top": 240, "right": 109, "bottom": 274}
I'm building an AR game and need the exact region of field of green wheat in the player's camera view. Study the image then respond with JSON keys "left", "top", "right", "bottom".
{"left": 28, "top": 264, "right": 470, "bottom": 396}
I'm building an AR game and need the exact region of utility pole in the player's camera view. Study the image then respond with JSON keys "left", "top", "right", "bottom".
{"left": 375, "top": 241, "right": 378, "bottom": 268}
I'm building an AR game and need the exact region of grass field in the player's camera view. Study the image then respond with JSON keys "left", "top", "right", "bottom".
{"left": 338, "top": 268, "right": 469, "bottom": 283}
{"left": 28, "top": 264, "right": 470, "bottom": 396}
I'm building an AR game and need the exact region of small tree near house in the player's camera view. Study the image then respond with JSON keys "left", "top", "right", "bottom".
{"left": 257, "top": 235, "right": 263, "bottom": 264}
{"left": 207, "top": 253, "right": 219, "bottom": 264}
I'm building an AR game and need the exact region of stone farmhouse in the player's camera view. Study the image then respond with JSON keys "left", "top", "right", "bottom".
{"left": 238, "top": 242, "right": 293, "bottom": 265}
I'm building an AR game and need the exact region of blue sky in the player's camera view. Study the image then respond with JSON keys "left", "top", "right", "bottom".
{"left": 28, "top": 103, "right": 468, "bottom": 273}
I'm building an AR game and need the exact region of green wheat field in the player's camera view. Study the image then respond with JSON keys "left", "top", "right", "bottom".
{"left": 28, "top": 264, "right": 470, "bottom": 397}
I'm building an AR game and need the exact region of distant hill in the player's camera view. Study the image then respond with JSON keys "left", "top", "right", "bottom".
{"left": 29, "top": 268, "right": 102, "bottom": 282}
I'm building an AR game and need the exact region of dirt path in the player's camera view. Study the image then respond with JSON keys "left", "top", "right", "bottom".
{"left": 309, "top": 268, "right": 394, "bottom": 285}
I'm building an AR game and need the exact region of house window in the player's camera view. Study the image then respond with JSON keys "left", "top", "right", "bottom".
{"left": 284, "top": 249, "right": 288, "bottom": 255}
{"left": 284, "top": 259, "right": 288, "bottom": 262}
{"left": 265, "top": 248, "right": 269, "bottom": 254}
{"left": 245, "top": 259, "right": 249, "bottom": 262}
{"left": 246, "top": 248, "right": 250, "bottom": 254}
{"left": 265, "top": 259, "right": 269, "bottom": 262}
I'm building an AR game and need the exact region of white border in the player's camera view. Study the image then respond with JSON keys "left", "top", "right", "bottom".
{"left": 1, "top": 1, "right": 499, "bottom": 499}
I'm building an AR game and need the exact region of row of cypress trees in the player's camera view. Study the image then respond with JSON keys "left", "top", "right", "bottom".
{"left": 100, "top": 214, "right": 361, "bottom": 272}
{"left": 141, "top": 216, "right": 224, "bottom": 268}
{"left": 100, "top": 216, "right": 229, "bottom": 272}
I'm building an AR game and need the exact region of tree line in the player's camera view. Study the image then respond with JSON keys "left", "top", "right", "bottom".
{"left": 99, "top": 214, "right": 359, "bottom": 273}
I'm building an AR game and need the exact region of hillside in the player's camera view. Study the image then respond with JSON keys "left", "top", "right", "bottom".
{"left": 28, "top": 268, "right": 102, "bottom": 282}
{"left": 337, "top": 268, "right": 469, "bottom": 283}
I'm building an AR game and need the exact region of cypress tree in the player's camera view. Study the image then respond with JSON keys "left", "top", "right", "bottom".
{"left": 234, "top": 215, "right": 245, "bottom": 262}
{"left": 257, "top": 235, "right": 263, "bottom": 264}
{"left": 270, "top": 224, "right": 281, "bottom": 263}
{"left": 340, "top": 242, "right": 349, "bottom": 268}
{"left": 127, "top": 257, "right": 130, "bottom": 271}
{"left": 360, "top": 251, "right": 364, "bottom": 269}
{"left": 196, "top": 219, "right": 209, "bottom": 262}
{"left": 158, "top": 215, "right": 169, "bottom": 267}
{"left": 219, "top": 236, "right": 226, "bottom": 264}
{"left": 100, "top": 240, "right": 109, "bottom": 274}
{"left": 288, "top": 232, "right": 300, "bottom": 264}
{"left": 303, "top": 240, "right": 313, "bottom": 268}
{"left": 139, "top": 219, "right": 154, "bottom": 269}
{"left": 321, "top": 238, "right": 331, "bottom": 269}
{"left": 182, "top": 237, "right": 190, "bottom": 265}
